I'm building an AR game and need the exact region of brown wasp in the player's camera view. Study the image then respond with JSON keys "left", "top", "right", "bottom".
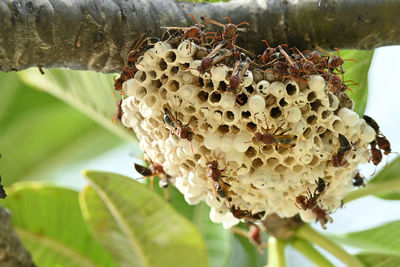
{"left": 113, "top": 34, "right": 151, "bottom": 92}
{"left": 201, "top": 16, "right": 249, "bottom": 50}
{"left": 331, "top": 134, "right": 356, "bottom": 167}
{"left": 364, "top": 115, "right": 393, "bottom": 156}
{"left": 230, "top": 205, "right": 266, "bottom": 221}
{"left": 163, "top": 107, "right": 195, "bottom": 153}
{"left": 296, "top": 178, "right": 329, "bottom": 211}
{"left": 296, "top": 178, "right": 332, "bottom": 229}
{"left": 134, "top": 155, "right": 171, "bottom": 190}
{"left": 352, "top": 171, "right": 366, "bottom": 187}
{"left": 315, "top": 46, "right": 356, "bottom": 76}
{"left": 189, "top": 42, "right": 232, "bottom": 76}
{"left": 112, "top": 99, "right": 123, "bottom": 123}
{"left": 249, "top": 121, "right": 296, "bottom": 149}
{"left": 203, "top": 153, "right": 232, "bottom": 202}
{"left": 161, "top": 14, "right": 215, "bottom": 47}
{"left": 231, "top": 222, "right": 268, "bottom": 253}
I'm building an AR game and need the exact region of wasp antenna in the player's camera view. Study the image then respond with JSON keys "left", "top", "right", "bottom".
{"left": 261, "top": 40, "right": 272, "bottom": 49}
{"left": 188, "top": 14, "right": 199, "bottom": 25}
{"left": 202, "top": 152, "right": 210, "bottom": 162}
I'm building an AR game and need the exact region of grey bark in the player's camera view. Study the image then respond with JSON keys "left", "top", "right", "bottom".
{"left": 0, "top": 206, "right": 36, "bottom": 267}
{"left": 0, "top": 0, "right": 399, "bottom": 73}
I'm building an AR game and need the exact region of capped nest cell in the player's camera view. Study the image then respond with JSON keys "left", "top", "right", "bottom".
{"left": 116, "top": 17, "right": 386, "bottom": 229}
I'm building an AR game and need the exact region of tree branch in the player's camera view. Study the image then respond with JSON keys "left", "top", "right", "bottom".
{"left": 0, "top": 206, "right": 36, "bottom": 267}
{"left": 1, "top": 0, "right": 399, "bottom": 73}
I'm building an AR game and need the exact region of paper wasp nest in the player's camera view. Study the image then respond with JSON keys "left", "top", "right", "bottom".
{"left": 119, "top": 39, "right": 375, "bottom": 229}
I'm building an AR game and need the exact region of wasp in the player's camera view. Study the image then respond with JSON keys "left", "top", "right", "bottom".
{"left": 352, "top": 171, "right": 366, "bottom": 187}
{"left": 203, "top": 153, "right": 231, "bottom": 202}
{"left": 295, "top": 178, "right": 332, "bottom": 229}
{"left": 227, "top": 58, "right": 251, "bottom": 94}
{"left": 250, "top": 122, "right": 296, "bottom": 149}
{"left": 201, "top": 16, "right": 249, "bottom": 50}
{"left": 163, "top": 108, "right": 195, "bottom": 153}
{"left": 364, "top": 115, "right": 393, "bottom": 156}
{"left": 331, "top": 134, "right": 355, "bottom": 167}
{"left": 190, "top": 42, "right": 233, "bottom": 76}
{"left": 161, "top": 14, "right": 215, "bottom": 47}
{"left": 134, "top": 156, "right": 171, "bottom": 190}
{"left": 231, "top": 222, "right": 268, "bottom": 253}
{"left": 230, "top": 205, "right": 266, "bottom": 221}
{"left": 112, "top": 99, "right": 123, "bottom": 123}
{"left": 295, "top": 178, "right": 329, "bottom": 211}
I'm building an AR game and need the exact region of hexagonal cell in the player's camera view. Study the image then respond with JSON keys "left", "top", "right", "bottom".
{"left": 166, "top": 79, "right": 180, "bottom": 92}
{"left": 209, "top": 91, "right": 222, "bottom": 104}
{"left": 270, "top": 106, "right": 282, "bottom": 119}
{"left": 217, "top": 124, "right": 230, "bottom": 134}
{"left": 134, "top": 70, "right": 147, "bottom": 83}
{"left": 156, "top": 58, "right": 168, "bottom": 72}
{"left": 245, "top": 146, "right": 258, "bottom": 158}
{"left": 165, "top": 50, "right": 178, "bottom": 64}
{"left": 223, "top": 109, "right": 239, "bottom": 124}
{"left": 265, "top": 94, "right": 276, "bottom": 106}
{"left": 252, "top": 158, "right": 264, "bottom": 168}
{"left": 197, "top": 91, "right": 209, "bottom": 102}
{"left": 266, "top": 157, "right": 279, "bottom": 167}
{"left": 285, "top": 82, "right": 299, "bottom": 96}
{"left": 274, "top": 164, "right": 287, "bottom": 173}
{"left": 283, "top": 156, "right": 295, "bottom": 166}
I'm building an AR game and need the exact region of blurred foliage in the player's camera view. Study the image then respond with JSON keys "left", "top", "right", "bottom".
{"left": 357, "top": 253, "right": 400, "bottom": 267}
{"left": 369, "top": 156, "right": 400, "bottom": 200}
{"left": 80, "top": 170, "right": 208, "bottom": 267}
{"left": 1, "top": 183, "right": 117, "bottom": 267}
{"left": 0, "top": 72, "right": 123, "bottom": 185}
{"left": 340, "top": 50, "right": 374, "bottom": 116}
{"left": 331, "top": 220, "right": 400, "bottom": 257}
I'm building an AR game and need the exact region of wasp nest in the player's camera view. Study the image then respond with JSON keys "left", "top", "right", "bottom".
{"left": 117, "top": 19, "right": 379, "bottom": 229}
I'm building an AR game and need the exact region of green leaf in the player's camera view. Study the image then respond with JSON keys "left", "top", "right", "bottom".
{"left": 356, "top": 253, "right": 400, "bottom": 267}
{"left": 369, "top": 156, "right": 400, "bottom": 199}
{"left": 330, "top": 220, "right": 400, "bottom": 256}
{"left": 80, "top": 170, "right": 208, "bottom": 267}
{"left": 1, "top": 182, "right": 117, "bottom": 267}
{"left": 192, "top": 202, "right": 233, "bottom": 267}
{"left": 153, "top": 184, "right": 233, "bottom": 267}
{"left": 0, "top": 72, "right": 123, "bottom": 184}
{"left": 18, "top": 68, "right": 136, "bottom": 142}
{"left": 340, "top": 49, "right": 374, "bottom": 116}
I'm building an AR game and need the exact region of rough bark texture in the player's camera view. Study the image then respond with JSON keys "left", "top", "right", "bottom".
{"left": 0, "top": 206, "right": 36, "bottom": 267}
{"left": 0, "top": 0, "right": 399, "bottom": 73}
